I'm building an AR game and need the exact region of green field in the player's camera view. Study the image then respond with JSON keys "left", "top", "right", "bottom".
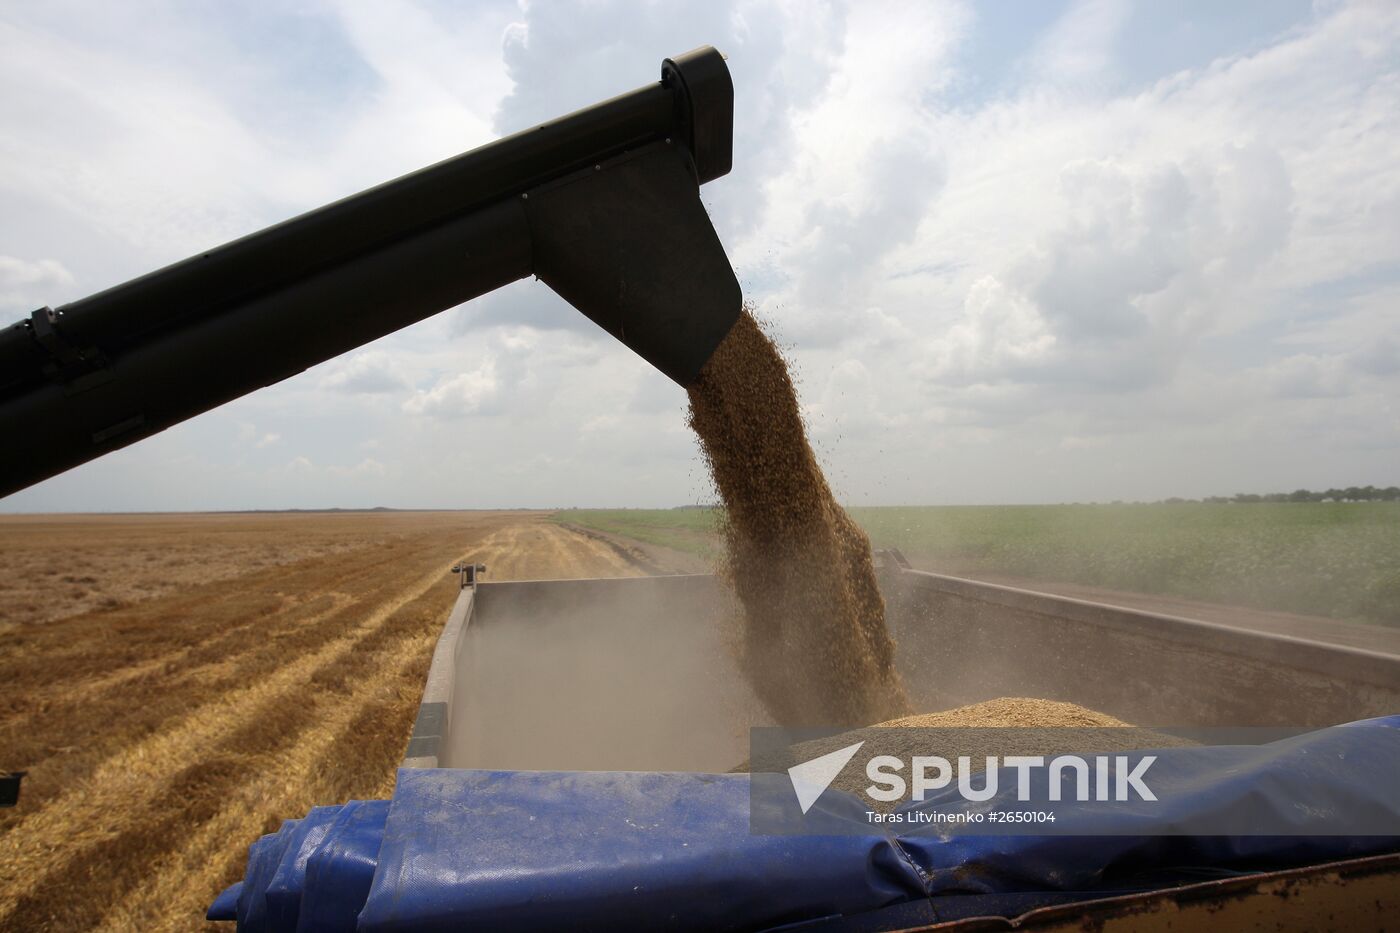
{"left": 554, "top": 503, "right": 1400, "bottom": 626}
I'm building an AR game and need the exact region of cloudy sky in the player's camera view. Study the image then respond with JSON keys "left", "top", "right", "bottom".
{"left": 2, "top": 0, "right": 1397, "bottom": 511}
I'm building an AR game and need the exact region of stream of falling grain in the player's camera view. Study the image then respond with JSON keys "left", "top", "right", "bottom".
{"left": 687, "top": 308, "right": 912, "bottom": 727}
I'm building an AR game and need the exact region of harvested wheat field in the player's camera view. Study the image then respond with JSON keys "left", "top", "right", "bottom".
{"left": 0, "top": 510, "right": 648, "bottom": 932}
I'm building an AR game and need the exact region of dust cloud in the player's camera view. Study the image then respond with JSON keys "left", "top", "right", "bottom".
{"left": 447, "top": 577, "right": 770, "bottom": 772}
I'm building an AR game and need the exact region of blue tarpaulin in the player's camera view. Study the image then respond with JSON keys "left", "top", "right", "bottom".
{"left": 211, "top": 716, "right": 1400, "bottom": 932}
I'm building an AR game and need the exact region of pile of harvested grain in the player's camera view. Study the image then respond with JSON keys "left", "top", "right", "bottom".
{"left": 876, "top": 697, "right": 1131, "bottom": 729}
{"left": 746, "top": 697, "right": 1195, "bottom": 808}
{"left": 687, "top": 308, "right": 910, "bottom": 727}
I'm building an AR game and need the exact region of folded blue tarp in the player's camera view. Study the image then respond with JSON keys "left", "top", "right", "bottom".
{"left": 210, "top": 800, "right": 389, "bottom": 932}
{"left": 212, "top": 716, "right": 1400, "bottom": 932}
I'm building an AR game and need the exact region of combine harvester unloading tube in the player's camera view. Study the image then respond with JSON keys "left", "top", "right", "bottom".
{"left": 0, "top": 47, "right": 739, "bottom": 496}
{"left": 3, "top": 47, "right": 1400, "bottom": 933}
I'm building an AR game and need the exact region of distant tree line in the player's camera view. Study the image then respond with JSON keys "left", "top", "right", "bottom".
{"left": 1160, "top": 486, "right": 1400, "bottom": 504}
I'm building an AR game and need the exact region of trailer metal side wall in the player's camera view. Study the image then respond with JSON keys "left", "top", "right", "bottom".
{"left": 883, "top": 567, "right": 1400, "bottom": 727}
{"left": 408, "top": 569, "right": 1400, "bottom": 771}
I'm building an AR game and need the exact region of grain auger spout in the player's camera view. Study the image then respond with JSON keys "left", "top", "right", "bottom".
{"left": 0, "top": 47, "right": 741, "bottom": 498}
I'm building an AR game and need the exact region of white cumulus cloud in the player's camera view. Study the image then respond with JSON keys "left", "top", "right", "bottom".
{"left": 402, "top": 361, "right": 500, "bottom": 419}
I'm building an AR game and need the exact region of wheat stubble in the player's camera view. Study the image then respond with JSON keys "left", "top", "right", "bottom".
{"left": 687, "top": 309, "right": 911, "bottom": 727}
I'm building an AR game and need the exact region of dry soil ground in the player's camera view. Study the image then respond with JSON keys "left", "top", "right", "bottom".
{"left": 0, "top": 510, "right": 647, "bottom": 932}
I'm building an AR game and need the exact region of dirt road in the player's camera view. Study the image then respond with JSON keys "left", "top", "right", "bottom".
{"left": 469, "top": 519, "right": 650, "bottom": 581}
{"left": 0, "top": 511, "right": 648, "bottom": 932}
